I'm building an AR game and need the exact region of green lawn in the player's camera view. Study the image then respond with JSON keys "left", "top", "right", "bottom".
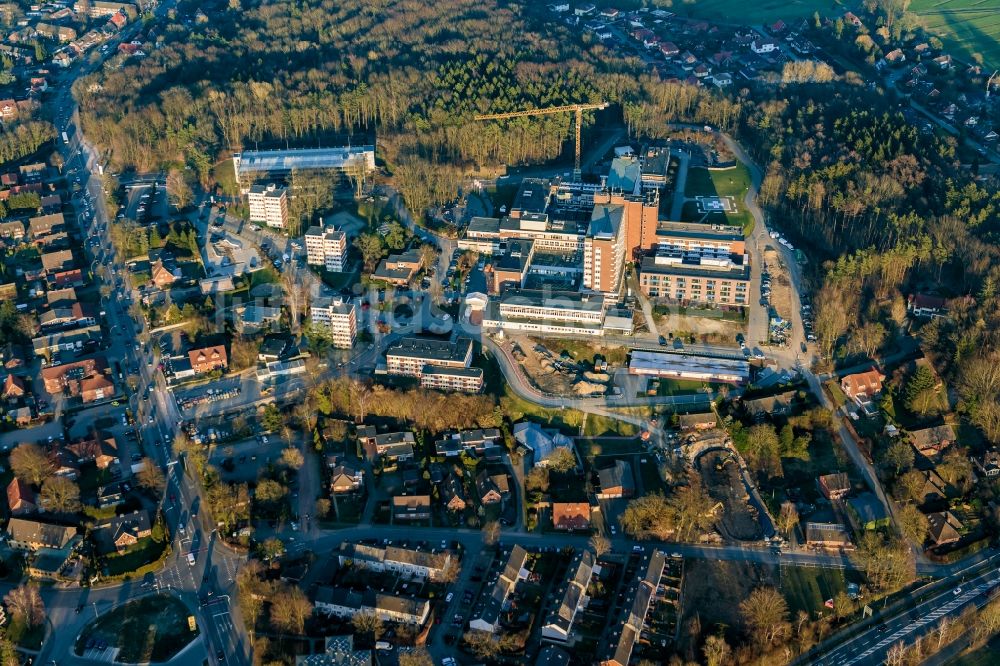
{"left": 500, "top": 390, "right": 586, "bottom": 432}
{"left": 103, "top": 537, "right": 168, "bottom": 577}
{"left": 911, "top": 0, "right": 1000, "bottom": 69}
{"left": 656, "top": 378, "right": 715, "bottom": 397}
{"left": 577, "top": 438, "right": 643, "bottom": 458}
{"left": 669, "top": 0, "right": 845, "bottom": 22}
{"left": 75, "top": 595, "right": 198, "bottom": 663}
{"left": 582, "top": 413, "right": 638, "bottom": 437}
{"left": 781, "top": 566, "right": 849, "bottom": 616}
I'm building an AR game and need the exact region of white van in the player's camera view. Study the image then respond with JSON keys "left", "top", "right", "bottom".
{"left": 187, "top": 553, "right": 196, "bottom": 567}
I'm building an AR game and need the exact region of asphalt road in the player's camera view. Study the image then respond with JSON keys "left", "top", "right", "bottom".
{"left": 814, "top": 554, "right": 1000, "bottom": 666}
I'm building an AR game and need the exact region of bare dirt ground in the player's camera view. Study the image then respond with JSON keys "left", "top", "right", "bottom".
{"left": 698, "top": 450, "right": 763, "bottom": 542}
{"left": 763, "top": 246, "right": 793, "bottom": 321}
{"left": 508, "top": 335, "right": 601, "bottom": 395}
{"left": 655, "top": 312, "right": 746, "bottom": 344}
{"left": 678, "top": 559, "right": 777, "bottom": 653}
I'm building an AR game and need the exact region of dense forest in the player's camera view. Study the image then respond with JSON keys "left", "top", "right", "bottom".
{"left": 76, "top": 0, "right": 643, "bottom": 179}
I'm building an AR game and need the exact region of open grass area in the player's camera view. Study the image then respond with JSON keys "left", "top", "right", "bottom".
{"left": 911, "top": 0, "right": 1000, "bottom": 69}
{"left": 781, "top": 566, "right": 849, "bottom": 616}
{"left": 103, "top": 537, "right": 168, "bottom": 577}
{"left": 76, "top": 595, "right": 198, "bottom": 663}
{"left": 577, "top": 438, "right": 643, "bottom": 458}
{"left": 583, "top": 413, "right": 638, "bottom": 437}
{"left": 500, "top": 389, "right": 585, "bottom": 432}
{"left": 669, "top": 0, "right": 845, "bottom": 23}
{"left": 656, "top": 378, "right": 715, "bottom": 397}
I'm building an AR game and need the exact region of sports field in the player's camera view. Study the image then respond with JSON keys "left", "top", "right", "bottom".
{"left": 910, "top": 0, "right": 1000, "bottom": 69}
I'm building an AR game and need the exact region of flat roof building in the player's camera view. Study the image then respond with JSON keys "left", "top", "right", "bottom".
{"left": 385, "top": 336, "right": 481, "bottom": 392}
{"left": 637, "top": 244, "right": 750, "bottom": 307}
{"left": 305, "top": 225, "right": 348, "bottom": 272}
{"left": 310, "top": 297, "right": 356, "bottom": 348}
{"left": 584, "top": 203, "right": 627, "bottom": 294}
{"left": 628, "top": 350, "right": 750, "bottom": 384}
{"left": 232, "top": 146, "right": 375, "bottom": 190}
{"left": 483, "top": 288, "right": 607, "bottom": 337}
{"left": 247, "top": 184, "right": 289, "bottom": 229}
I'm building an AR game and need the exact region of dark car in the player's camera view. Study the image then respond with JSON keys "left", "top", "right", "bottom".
{"left": 217, "top": 649, "right": 225, "bottom": 661}
{"left": 658, "top": 335, "right": 667, "bottom": 346}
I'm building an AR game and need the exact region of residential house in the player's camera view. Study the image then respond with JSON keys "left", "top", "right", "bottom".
{"left": 6, "top": 517, "right": 76, "bottom": 550}
{"left": 597, "top": 460, "right": 635, "bottom": 499}
{"left": 338, "top": 542, "right": 453, "bottom": 581}
{"left": 917, "top": 469, "right": 951, "bottom": 505}
{"left": 371, "top": 249, "right": 421, "bottom": 286}
{"left": 743, "top": 390, "right": 796, "bottom": 418}
{"left": 659, "top": 41, "right": 679, "bottom": 57}
{"left": 974, "top": 450, "right": 1000, "bottom": 479}
{"left": 441, "top": 474, "right": 468, "bottom": 512}
{"left": 818, "top": 472, "right": 851, "bottom": 501}
{"left": 434, "top": 428, "right": 502, "bottom": 457}
{"left": 677, "top": 412, "right": 716, "bottom": 430}
{"left": 541, "top": 550, "right": 595, "bottom": 642}
{"left": 910, "top": 425, "right": 957, "bottom": 459}
{"left": 6, "top": 478, "right": 37, "bottom": 515}
{"left": 392, "top": 495, "right": 431, "bottom": 521}
{"left": 2, "top": 374, "right": 26, "bottom": 401}
{"left": 469, "top": 545, "right": 529, "bottom": 633}
{"left": 909, "top": 293, "right": 947, "bottom": 318}
{"left": 80, "top": 375, "right": 114, "bottom": 403}
{"left": 188, "top": 345, "right": 228, "bottom": 374}
{"left": 357, "top": 429, "right": 415, "bottom": 462}
{"left": 751, "top": 39, "right": 778, "bottom": 54}
{"left": 151, "top": 260, "right": 178, "bottom": 288}
{"left": 65, "top": 435, "right": 118, "bottom": 469}
{"left": 97, "top": 483, "right": 126, "bottom": 508}
{"left": 926, "top": 511, "right": 963, "bottom": 547}
{"left": 97, "top": 510, "right": 151, "bottom": 553}
{"left": 552, "top": 502, "right": 591, "bottom": 531}
{"left": 475, "top": 471, "right": 508, "bottom": 504}
{"left": 314, "top": 587, "right": 430, "bottom": 626}
{"left": 513, "top": 421, "right": 574, "bottom": 467}
{"left": 41, "top": 357, "right": 109, "bottom": 400}
{"left": 805, "top": 522, "right": 854, "bottom": 550}
{"left": 329, "top": 463, "right": 364, "bottom": 494}
{"left": 235, "top": 305, "right": 281, "bottom": 335}
{"left": 840, "top": 369, "right": 885, "bottom": 402}
{"left": 600, "top": 551, "right": 668, "bottom": 666}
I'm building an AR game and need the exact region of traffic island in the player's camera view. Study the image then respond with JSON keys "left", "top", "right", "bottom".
{"left": 74, "top": 594, "right": 199, "bottom": 663}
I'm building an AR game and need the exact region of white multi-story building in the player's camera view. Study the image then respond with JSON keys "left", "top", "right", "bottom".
{"left": 310, "top": 296, "right": 356, "bottom": 348}
{"left": 247, "top": 184, "right": 288, "bottom": 229}
{"left": 304, "top": 225, "right": 348, "bottom": 272}
{"left": 483, "top": 288, "right": 609, "bottom": 336}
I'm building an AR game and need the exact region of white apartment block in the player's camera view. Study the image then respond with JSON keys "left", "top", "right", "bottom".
{"left": 304, "top": 225, "right": 348, "bottom": 272}
{"left": 247, "top": 184, "right": 289, "bottom": 229}
{"left": 310, "top": 296, "right": 356, "bottom": 348}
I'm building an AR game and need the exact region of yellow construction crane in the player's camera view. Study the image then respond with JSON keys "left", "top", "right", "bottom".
{"left": 474, "top": 102, "right": 610, "bottom": 180}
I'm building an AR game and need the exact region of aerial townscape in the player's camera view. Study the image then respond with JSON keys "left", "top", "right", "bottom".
{"left": 0, "top": 0, "right": 998, "bottom": 665}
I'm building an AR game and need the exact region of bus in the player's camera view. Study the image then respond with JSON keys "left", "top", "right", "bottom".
{"left": 61, "top": 131, "right": 69, "bottom": 144}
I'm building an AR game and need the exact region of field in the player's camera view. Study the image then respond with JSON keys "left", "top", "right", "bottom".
{"left": 669, "top": 0, "right": 845, "bottom": 23}
{"left": 781, "top": 566, "right": 850, "bottom": 616}
{"left": 910, "top": 0, "right": 1000, "bottom": 69}
{"left": 682, "top": 164, "right": 753, "bottom": 230}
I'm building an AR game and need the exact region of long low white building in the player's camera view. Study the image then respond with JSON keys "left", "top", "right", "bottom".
{"left": 232, "top": 146, "right": 375, "bottom": 190}
{"left": 482, "top": 288, "right": 614, "bottom": 337}
{"left": 628, "top": 350, "right": 750, "bottom": 384}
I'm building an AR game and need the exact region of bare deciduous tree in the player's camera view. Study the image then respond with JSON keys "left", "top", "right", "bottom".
{"left": 4, "top": 585, "right": 44, "bottom": 627}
